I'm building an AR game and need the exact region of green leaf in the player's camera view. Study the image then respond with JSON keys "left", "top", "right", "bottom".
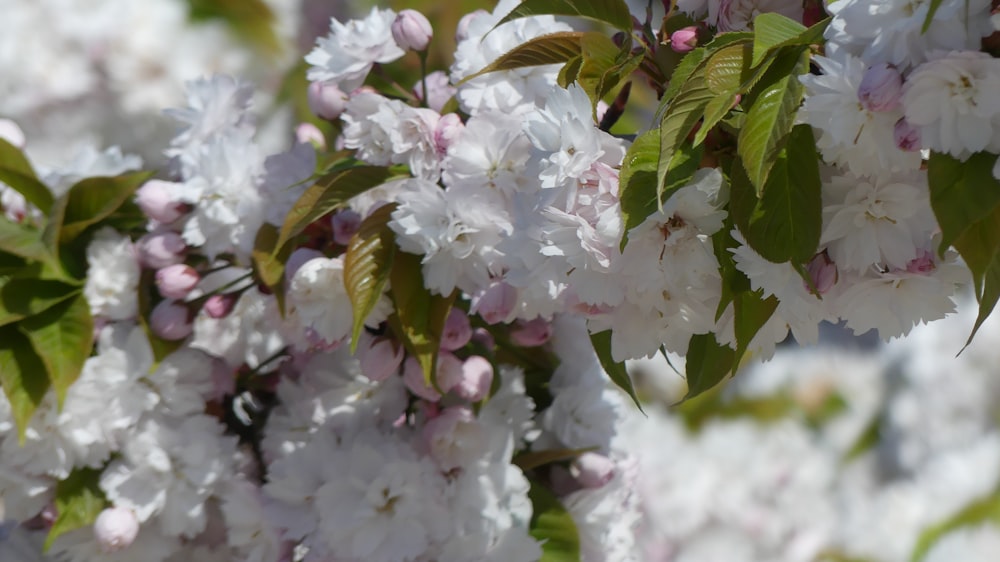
{"left": 921, "top": 0, "right": 945, "bottom": 34}
{"left": 732, "top": 289, "right": 779, "bottom": 372}
{"left": 590, "top": 330, "right": 643, "bottom": 411}
{"left": 578, "top": 33, "right": 643, "bottom": 106}
{"left": 492, "top": 0, "right": 634, "bottom": 32}
{"left": 910, "top": 484, "right": 1000, "bottom": 562}
{"left": 0, "top": 278, "right": 79, "bottom": 327}
{"left": 0, "top": 138, "right": 53, "bottom": 212}
{"left": 660, "top": 47, "right": 708, "bottom": 106}
{"left": 461, "top": 32, "right": 584, "bottom": 83}
{"left": 528, "top": 480, "right": 581, "bottom": 562}
{"left": 19, "top": 294, "right": 93, "bottom": 409}
{"left": 0, "top": 218, "right": 60, "bottom": 271}
{"left": 58, "top": 172, "right": 153, "bottom": 243}
{"left": 389, "top": 251, "right": 456, "bottom": 386}
{"left": 251, "top": 223, "right": 290, "bottom": 315}
{"left": 0, "top": 325, "right": 50, "bottom": 442}
{"left": 187, "top": 0, "right": 281, "bottom": 56}
{"left": 344, "top": 203, "right": 397, "bottom": 351}
{"left": 45, "top": 467, "right": 107, "bottom": 551}
{"left": 683, "top": 332, "right": 735, "bottom": 400}
{"left": 513, "top": 446, "right": 598, "bottom": 471}
{"left": 751, "top": 13, "right": 806, "bottom": 66}
{"left": 927, "top": 152, "right": 1000, "bottom": 256}
{"left": 275, "top": 165, "right": 393, "bottom": 251}
{"left": 657, "top": 69, "right": 714, "bottom": 204}
{"left": 730, "top": 125, "right": 823, "bottom": 263}
{"left": 952, "top": 205, "right": 1000, "bottom": 347}
{"left": 737, "top": 47, "right": 808, "bottom": 193}
{"left": 558, "top": 54, "right": 584, "bottom": 88}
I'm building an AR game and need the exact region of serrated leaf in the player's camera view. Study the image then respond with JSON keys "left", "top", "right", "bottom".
{"left": 660, "top": 47, "right": 708, "bottom": 107}
{"left": 513, "top": 446, "right": 599, "bottom": 471}
{"left": 751, "top": 13, "right": 806, "bottom": 66}
{"left": 0, "top": 325, "right": 50, "bottom": 442}
{"left": 59, "top": 172, "right": 154, "bottom": 243}
{"left": 389, "top": 250, "right": 455, "bottom": 386}
{"left": 737, "top": 47, "right": 808, "bottom": 193}
{"left": 0, "top": 138, "right": 53, "bottom": 212}
{"left": 528, "top": 480, "right": 581, "bottom": 562}
{"left": 657, "top": 70, "right": 714, "bottom": 204}
{"left": 19, "top": 294, "right": 93, "bottom": 409}
{"left": 590, "top": 330, "right": 643, "bottom": 411}
{"left": 927, "top": 152, "right": 1000, "bottom": 256}
{"left": 462, "top": 32, "right": 584, "bottom": 83}
{"left": 0, "top": 278, "right": 79, "bottom": 327}
{"left": 952, "top": 204, "right": 1000, "bottom": 347}
{"left": 578, "top": 32, "right": 643, "bottom": 106}
{"left": 344, "top": 204, "right": 397, "bottom": 351}
{"left": 276, "top": 165, "right": 392, "bottom": 251}
{"left": 731, "top": 125, "right": 822, "bottom": 263}
{"left": 45, "top": 468, "right": 107, "bottom": 551}
{"left": 683, "top": 332, "right": 735, "bottom": 400}
{"left": 492, "top": 0, "right": 634, "bottom": 32}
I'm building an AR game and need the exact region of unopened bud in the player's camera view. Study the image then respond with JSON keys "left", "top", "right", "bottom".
{"left": 295, "top": 123, "right": 326, "bottom": 150}
{"left": 203, "top": 293, "right": 238, "bottom": 319}
{"left": 150, "top": 300, "right": 193, "bottom": 341}
{"left": 358, "top": 333, "right": 405, "bottom": 382}
{"left": 392, "top": 9, "right": 433, "bottom": 51}
{"left": 470, "top": 281, "right": 517, "bottom": 325}
{"left": 894, "top": 117, "right": 921, "bottom": 152}
{"left": 455, "top": 355, "right": 493, "bottom": 402}
{"left": 440, "top": 308, "right": 472, "bottom": 351}
{"left": 93, "top": 506, "right": 139, "bottom": 553}
{"left": 307, "top": 81, "right": 348, "bottom": 121}
{"left": 137, "top": 231, "right": 186, "bottom": 269}
{"left": 858, "top": 63, "right": 903, "bottom": 112}
{"left": 155, "top": 264, "right": 199, "bottom": 300}
{"left": 135, "top": 180, "right": 186, "bottom": 224}
{"left": 510, "top": 317, "right": 551, "bottom": 347}
{"left": 804, "top": 250, "right": 838, "bottom": 295}
{"left": 670, "top": 27, "right": 699, "bottom": 53}
{"left": 331, "top": 209, "right": 362, "bottom": 246}
{"left": 571, "top": 453, "right": 615, "bottom": 489}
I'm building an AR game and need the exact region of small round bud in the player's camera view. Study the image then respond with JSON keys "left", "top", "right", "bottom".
{"left": 510, "top": 318, "right": 551, "bottom": 347}
{"left": 307, "top": 81, "right": 348, "bottom": 121}
{"left": 295, "top": 123, "right": 326, "bottom": 150}
{"left": 150, "top": 299, "right": 193, "bottom": 341}
{"left": 858, "top": 63, "right": 903, "bottom": 112}
{"left": 155, "top": 264, "right": 199, "bottom": 300}
{"left": 894, "top": 117, "right": 921, "bottom": 152}
{"left": 571, "top": 453, "right": 615, "bottom": 489}
{"left": 358, "top": 333, "right": 405, "bottom": 382}
{"left": 137, "top": 231, "right": 186, "bottom": 269}
{"left": 331, "top": 209, "right": 362, "bottom": 246}
{"left": 203, "top": 293, "right": 237, "bottom": 319}
{"left": 470, "top": 281, "right": 517, "bottom": 325}
{"left": 670, "top": 27, "right": 699, "bottom": 53}
{"left": 440, "top": 308, "right": 472, "bottom": 351}
{"left": 135, "top": 180, "right": 186, "bottom": 224}
{"left": 455, "top": 355, "right": 493, "bottom": 402}
{"left": 804, "top": 250, "right": 837, "bottom": 295}
{"left": 93, "top": 506, "right": 139, "bottom": 553}
{"left": 392, "top": 9, "right": 433, "bottom": 51}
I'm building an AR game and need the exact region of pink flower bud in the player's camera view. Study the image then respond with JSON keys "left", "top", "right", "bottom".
{"left": 155, "top": 264, "right": 199, "bottom": 299}
{"left": 804, "top": 250, "right": 837, "bottom": 295}
{"left": 358, "top": 333, "right": 405, "bottom": 382}
{"left": 307, "top": 81, "right": 348, "bottom": 121}
{"left": 894, "top": 117, "right": 921, "bottom": 152}
{"left": 295, "top": 123, "right": 326, "bottom": 150}
{"left": 471, "top": 327, "right": 495, "bottom": 350}
{"left": 670, "top": 27, "right": 699, "bottom": 53}
{"left": 906, "top": 248, "right": 937, "bottom": 275}
{"left": 455, "top": 355, "right": 493, "bottom": 401}
{"left": 434, "top": 113, "right": 463, "bottom": 156}
{"left": 135, "top": 180, "right": 186, "bottom": 224}
{"left": 0, "top": 118, "right": 26, "bottom": 148}
{"left": 510, "top": 318, "right": 551, "bottom": 347}
{"left": 571, "top": 453, "right": 615, "bottom": 489}
{"left": 858, "top": 63, "right": 903, "bottom": 112}
{"left": 403, "top": 352, "right": 462, "bottom": 401}
{"left": 470, "top": 281, "right": 517, "bottom": 325}
{"left": 150, "top": 299, "right": 193, "bottom": 341}
{"left": 331, "top": 209, "right": 362, "bottom": 246}
{"left": 93, "top": 506, "right": 139, "bottom": 553}
{"left": 415, "top": 71, "right": 456, "bottom": 113}
{"left": 456, "top": 9, "right": 488, "bottom": 42}
{"left": 137, "top": 230, "right": 186, "bottom": 269}
{"left": 440, "top": 308, "right": 472, "bottom": 351}
{"left": 393, "top": 9, "right": 433, "bottom": 51}
{"left": 203, "top": 293, "right": 237, "bottom": 319}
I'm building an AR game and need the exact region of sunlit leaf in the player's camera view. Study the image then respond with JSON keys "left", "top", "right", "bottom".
{"left": 462, "top": 31, "right": 584, "bottom": 83}
{"left": 0, "top": 325, "right": 50, "bottom": 441}
{"left": 45, "top": 468, "right": 107, "bottom": 551}
{"left": 344, "top": 204, "right": 397, "bottom": 351}
{"left": 492, "top": 0, "right": 634, "bottom": 32}
{"left": 389, "top": 251, "right": 455, "bottom": 386}
{"left": 19, "top": 294, "right": 93, "bottom": 409}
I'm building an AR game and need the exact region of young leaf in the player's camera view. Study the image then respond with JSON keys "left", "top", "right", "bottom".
{"left": 0, "top": 325, "right": 51, "bottom": 441}
{"left": 58, "top": 172, "right": 154, "bottom": 243}
{"left": 276, "top": 165, "right": 393, "bottom": 251}
{"left": 252, "top": 223, "right": 288, "bottom": 290}
{"left": 909, "top": 482, "right": 1000, "bottom": 562}
{"left": 389, "top": 250, "right": 455, "bottom": 385}
{"left": 660, "top": 47, "right": 708, "bottom": 107}
{"left": 344, "top": 203, "right": 397, "bottom": 351}
{"left": 751, "top": 13, "right": 806, "bottom": 66}
{"left": 590, "top": 330, "right": 643, "bottom": 410}
{"left": 683, "top": 332, "right": 735, "bottom": 400}
{"left": 578, "top": 33, "right": 643, "bottom": 106}
{"left": 18, "top": 294, "right": 93, "bottom": 409}
{"left": 45, "top": 467, "right": 107, "bottom": 551}
{"left": 460, "top": 31, "right": 584, "bottom": 83}
{"left": 657, "top": 69, "right": 714, "bottom": 204}
{"left": 0, "top": 138, "right": 54, "bottom": 212}
{"left": 926, "top": 151, "right": 1000, "bottom": 256}
{"left": 558, "top": 54, "right": 585, "bottom": 88}
{"left": 951, "top": 205, "right": 1000, "bottom": 347}
{"left": 0, "top": 278, "right": 79, "bottom": 327}
{"left": 528, "top": 480, "right": 581, "bottom": 562}
{"left": 737, "top": 47, "right": 808, "bottom": 194}
{"left": 0, "top": 217, "right": 60, "bottom": 271}
{"left": 492, "top": 0, "right": 634, "bottom": 33}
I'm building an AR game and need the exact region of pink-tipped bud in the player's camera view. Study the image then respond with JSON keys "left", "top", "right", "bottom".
{"left": 150, "top": 300, "right": 193, "bottom": 341}
{"left": 415, "top": 71, "right": 456, "bottom": 113}
{"left": 440, "top": 308, "right": 472, "bottom": 351}
{"left": 331, "top": 209, "right": 362, "bottom": 246}
{"left": 571, "top": 452, "right": 615, "bottom": 489}
{"left": 358, "top": 333, "right": 405, "bottom": 382}
{"left": 670, "top": 27, "right": 699, "bottom": 53}
{"left": 137, "top": 231, "right": 186, "bottom": 269}
{"left": 155, "top": 264, "right": 199, "bottom": 300}
{"left": 455, "top": 355, "right": 493, "bottom": 402}
{"left": 392, "top": 9, "right": 433, "bottom": 51}
{"left": 456, "top": 9, "right": 488, "bottom": 42}
{"left": 510, "top": 318, "right": 551, "bottom": 347}
{"left": 307, "top": 81, "right": 348, "bottom": 121}
{"left": 203, "top": 293, "right": 237, "bottom": 319}
{"left": 93, "top": 506, "right": 139, "bottom": 553}
{"left": 858, "top": 63, "right": 903, "bottom": 112}
{"left": 471, "top": 281, "right": 517, "bottom": 325}
{"left": 135, "top": 180, "right": 186, "bottom": 224}
{"left": 804, "top": 250, "right": 838, "bottom": 295}
{"left": 295, "top": 123, "right": 326, "bottom": 150}
{"left": 894, "top": 117, "right": 921, "bottom": 152}
{"left": 0, "top": 118, "right": 26, "bottom": 148}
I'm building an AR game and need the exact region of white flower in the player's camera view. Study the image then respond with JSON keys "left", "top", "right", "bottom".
{"left": 163, "top": 74, "right": 254, "bottom": 157}
{"left": 903, "top": 51, "right": 1000, "bottom": 158}
{"left": 84, "top": 227, "right": 140, "bottom": 320}
{"left": 305, "top": 7, "right": 405, "bottom": 91}
{"left": 287, "top": 257, "right": 353, "bottom": 348}
{"left": 442, "top": 111, "right": 535, "bottom": 197}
